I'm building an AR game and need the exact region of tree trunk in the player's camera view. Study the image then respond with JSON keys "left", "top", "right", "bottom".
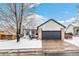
{"left": 17, "top": 28, "right": 21, "bottom": 42}
{"left": 16, "top": 28, "right": 20, "bottom": 42}
{"left": 16, "top": 3, "right": 23, "bottom": 42}
{"left": 17, "top": 33, "right": 20, "bottom": 42}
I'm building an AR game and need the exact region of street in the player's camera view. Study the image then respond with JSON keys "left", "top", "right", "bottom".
{"left": 44, "top": 52, "right": 79, "bottom": 56}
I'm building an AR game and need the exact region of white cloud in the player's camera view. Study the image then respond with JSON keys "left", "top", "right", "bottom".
{"left": 65, "top": 17, "right": 75, "bottom": 23}
{"left": 58, "top": 17, "right": 76, "bottom": 26}
{"left": 28, "top": 3, "right": 41, "bottom": 8}
{"left": 58, "top": 20, "right": 65, "bottom": 24}
{"left": 23, "top": 13, "right": 45, "bottom": 29}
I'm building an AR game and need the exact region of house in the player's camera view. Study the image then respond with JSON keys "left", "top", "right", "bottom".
{"left": 37, "top": 19, "right": 66, "bottom": 40}
{"left": 0, "top": 31, "right": 16, "bottom": 40}
{"left": 66, "top": 19, "right": 79, "bottom": 37}
{"left": 37, "top": 19, "right": 66, "bottom": 52}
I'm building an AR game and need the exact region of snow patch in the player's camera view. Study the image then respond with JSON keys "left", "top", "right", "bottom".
{"left": 64, "top": 36, "right": 79, "bottom": 47}
{"left": 0, "top": 38, "right": 42, "bottom": 49}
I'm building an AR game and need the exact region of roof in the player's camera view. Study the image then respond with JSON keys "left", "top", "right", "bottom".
{"left": 65, "top": 24, "right": 72, "bottom": 32}
{"left": 72, "top": 23, "right": 79, "bottom": 27}
{"left": 37, "top": 19, "right": 66, "bottom": 28}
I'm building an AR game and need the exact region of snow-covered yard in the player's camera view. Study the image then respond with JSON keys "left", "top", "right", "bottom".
{"left": 0, "top": 36, "right": 42, "bottom": 49}
{"left": 64, "top": 36, "right": 79, "bottom": 47}
{"left": 1, "top": 35, "right": 79, "bottom": 50}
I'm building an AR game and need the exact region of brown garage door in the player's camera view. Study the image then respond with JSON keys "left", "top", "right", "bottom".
{"left": 42, "top": 31, "right": 61, "bottom": 40}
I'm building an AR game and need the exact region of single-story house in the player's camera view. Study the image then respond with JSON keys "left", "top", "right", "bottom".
{"left": 37, "top": 19, "right": 66, "bottom": 51}
{"left": 23, "top": 18, "right": 66, "bottom": 41}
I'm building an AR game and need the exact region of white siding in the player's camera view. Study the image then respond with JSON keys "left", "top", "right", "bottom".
{"left": 39, "top": 20, "right": 64, "bottom": 31}
{"left": 66, "top": 25, "right": 74, "bottom": 34}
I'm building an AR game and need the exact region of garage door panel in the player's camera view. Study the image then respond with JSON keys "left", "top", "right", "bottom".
{"left": 42, "top": 31, "right": 61, "bottom": 40}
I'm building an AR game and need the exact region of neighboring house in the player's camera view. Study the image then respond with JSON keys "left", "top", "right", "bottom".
{"left": 0, "top": 31, "right": 16, "bottom": 40}
{"left": 37, "top": 19, "right": 66, "bottom": 51}
{"left": 66, "top": 20, "right": 79, "bottom": 36}
{"left": 65, "top": 16, "right": 79, "bottom": 39}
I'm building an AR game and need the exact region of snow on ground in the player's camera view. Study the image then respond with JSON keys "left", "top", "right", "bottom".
{"left": 64, "top": 36, "right": 79, "bottom": 47}
{"left": 0, "top": 36, "right": 42, "bottom": 49}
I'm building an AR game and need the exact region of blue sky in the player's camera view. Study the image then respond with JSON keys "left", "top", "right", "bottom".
{"left": 35, "top": 3, "right": 79, "bottom": 25}
{"left": 0, "top": 3, "right": 78, "bottom": 26}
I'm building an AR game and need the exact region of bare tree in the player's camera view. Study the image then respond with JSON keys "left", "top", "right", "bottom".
{"left": 0, "top": 3, "right": 39, "bottom": 42}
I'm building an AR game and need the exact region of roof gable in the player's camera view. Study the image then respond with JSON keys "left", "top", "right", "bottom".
{"left": 37, "top": 19, "right": 66, "bottom": 28}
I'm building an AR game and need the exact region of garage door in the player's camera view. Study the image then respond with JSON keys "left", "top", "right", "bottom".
{"left": 42, "top": 31, "right": 61, "bottom": 40}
